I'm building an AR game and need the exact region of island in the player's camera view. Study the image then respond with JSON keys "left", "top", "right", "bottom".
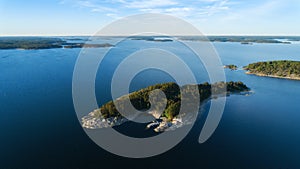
{"left": 241, "top": 42, "right": 253, "bottom": 45}
{"left": 177, "top": 36, "right": 295, "bottom": 44}
{"left": 244, "top": 60, "right": 300, "bottom": 80}
{"left": 130, "top": 36, "right": 297, "bottom": 44}
{"left": 63, "top": 43, "right": 114, "bottom": 48}
{"left": 224, "top": 64, "right": 238, "bottom": 70}
{"left": 131, "top": 36, "right": 173, "bottom": 42}
{"left": 82, "top": 81, "right": 250, "bottom": 132}
{"left": 0, "top": 37, "right": 114, "bottom": 50}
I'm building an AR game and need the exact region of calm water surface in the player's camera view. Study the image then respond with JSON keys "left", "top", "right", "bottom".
{"left": 1, "top": 38, "right": 300, "bottom": 168}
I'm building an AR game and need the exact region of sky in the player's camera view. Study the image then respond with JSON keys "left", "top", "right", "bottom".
{"left": 1, "top": 0, "right": 300, "bottom": 36}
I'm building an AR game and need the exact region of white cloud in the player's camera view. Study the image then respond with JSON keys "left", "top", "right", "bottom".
{"left": 165, "top": 7, "right": 193, "bottom": 12}
{"left": 201, "top": 0, "right": 229, "bottom": 16}
{"left": 76, "top": 0, "right": 117, "bottom": 12}
{"left": 122, "top": 0, "right": 178, "bottom": 9}
{"left": 67, "top": 0, "right": 233, "bottom": 20}
{"left": 52, "top": 0, "right": 300, "bottom": 35}
{"left": 139, "top": 7, "right": 194, "bottom": 17}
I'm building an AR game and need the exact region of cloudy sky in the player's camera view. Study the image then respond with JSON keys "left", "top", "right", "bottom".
{"left": 1, "top": 0, "right": 300, "bottom": 35}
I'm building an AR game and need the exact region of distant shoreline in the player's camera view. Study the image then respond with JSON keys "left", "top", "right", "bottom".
{"left": 0, "top": 37, "right": 114, "bottom": 50}
{"left": 1, "top": 36, "right": 300, "bottom": 50}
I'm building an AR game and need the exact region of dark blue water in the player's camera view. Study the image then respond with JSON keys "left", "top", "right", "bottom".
{"left": 1, "top": 38, "right": 300, "bottom": 168}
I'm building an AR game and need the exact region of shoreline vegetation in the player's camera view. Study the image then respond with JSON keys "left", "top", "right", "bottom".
{"left": 1, "top": 36, "right": 299, "bottom": 50}
{"left": 0, "top": 37, "right": 114, "bottom": 50}
{"left": 224, "top": 64, "right": 238, "bottom": 70}
{"left": 82, "top": 81, "right": 250, "bottom": 132}
{"left": 178, "top": 36, "right": 293, "bottom": 44}
{"left": 130, "top": 36, "right": 300, "bottom": 44}
{"left": 244, "top": 60, "right": 300, "bottom": 81}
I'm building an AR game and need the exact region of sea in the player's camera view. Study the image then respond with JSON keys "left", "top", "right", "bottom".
{"left": 1, "top": 37, "right": 300, "bottom": 168}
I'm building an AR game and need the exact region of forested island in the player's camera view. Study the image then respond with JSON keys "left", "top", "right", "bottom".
{"left": 131, "top": 36, "right": 173, "bottom": 42}
{"left": 0, "top": 37, "right": 113, "bottom": 49}
{"left": 244, "top": 60, "right": 300, "bottom": 80}
{"left": 129, "top": 36, "right": 298, "bottom": 44}
{"left": 177, "top": 36, "right": 297, "bottom": 44}
{"left": 1, "top": 36, "right": 298, "bottom": 50}
{"left": 82, "top": 81, "right": 250, "bottom": 132}
{"left": 224, "top": 64, "right": 238, "bottom": 70}
{"left": 63, "top": 43, "right": 114, "bottom": 48}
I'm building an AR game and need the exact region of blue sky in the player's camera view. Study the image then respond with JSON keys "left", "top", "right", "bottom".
{"left": 1, "top": 0, "right": 300, "bottom": 36}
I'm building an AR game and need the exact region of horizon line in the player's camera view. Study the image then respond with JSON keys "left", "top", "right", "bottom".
{"left": 1, "top": 34, "right": 300, "bottom": 37}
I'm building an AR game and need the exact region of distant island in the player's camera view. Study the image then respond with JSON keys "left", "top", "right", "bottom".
{"left": 129, "top": 36, "right": 298, "bottom": 44}
{"left": 177, "top": 36, "right": 296, "bottom": 44}
{"left": 63, "top": 43, "right": 114, "bottom": 48}
{"left": 244, "top": 60, "right": 300, "bottom": 80}
{"left": 82, "top": 81, "right": 250, "bottom": 132}
{"left": 0, "top": 37, "right": 113, "bottom": 50}
{"left": 1, "top": 36, "right": 298, "bottom": 50}
{"left": 224, "top": 64, "right": 238, "bottom": 70}
{"left": 131, "top": 36, "right": 173, "bottom": 42}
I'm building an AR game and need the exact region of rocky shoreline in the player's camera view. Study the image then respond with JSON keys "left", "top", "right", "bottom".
{"left": 82, "top": 109, "right": 128, "bottom": 129}
{"left": 82, "top": 109, "right": 193, "bottom": 132}
{"left": 245, "top": 71, "right": 300, "bottom": 81}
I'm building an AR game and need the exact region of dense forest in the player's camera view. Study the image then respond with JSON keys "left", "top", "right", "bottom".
{"left": 224, "top": 64, "right": 238, "bottom": 70}
{"left": 95, "top": 81, "right": 249, "bottom": 121}
{"left": 177, "top": 36, "right": 296, "bottom": 44}
{"left": 0, "top": 37, "right": 113, "bottom": 49}
{"left": 244, "top": 60, "right": 300, "bottom": 78}
{"left": 0, "top": 37, "right": 64, "bottom": 49}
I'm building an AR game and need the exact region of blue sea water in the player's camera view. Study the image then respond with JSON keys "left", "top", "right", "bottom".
{"left": 1, "top": 38, "right": 300, "bottom": 168}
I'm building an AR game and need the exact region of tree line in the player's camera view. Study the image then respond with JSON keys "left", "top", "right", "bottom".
{"left": 99, "top": 81, "right": 249, "bottom": 121}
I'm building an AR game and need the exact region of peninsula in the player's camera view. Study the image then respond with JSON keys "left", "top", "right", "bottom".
{"left": 82, "top": 81, "right": 250, "bottom": 132}
{"left": 244, "top": 60, "right": 300, "bottom": 80}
